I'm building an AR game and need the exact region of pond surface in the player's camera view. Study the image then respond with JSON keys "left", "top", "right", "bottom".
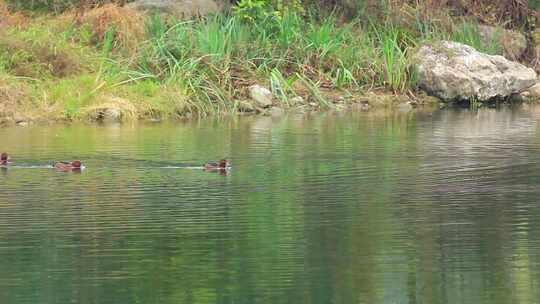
{"left": 1, "top": 106, "right": 540, "bottom": 304}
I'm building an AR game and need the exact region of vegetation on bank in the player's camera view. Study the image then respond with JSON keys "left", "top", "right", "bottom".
{"left": 0, "top": 0, "right": 538, "bottom": 123}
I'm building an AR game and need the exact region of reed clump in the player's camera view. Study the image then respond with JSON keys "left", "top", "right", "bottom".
{"left": 0, "top": 1, "right": 535, "bottom": 122}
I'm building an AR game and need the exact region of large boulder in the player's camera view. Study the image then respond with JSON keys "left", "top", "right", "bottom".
{"left": 127, "top": 0, "right": 222, "bottom": 18}
{"left": 414, "top": 41, "right": 537, "bottom": 102}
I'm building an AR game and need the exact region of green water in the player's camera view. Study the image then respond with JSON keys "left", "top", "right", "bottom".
{"left": 1, "top": 107, "right": 540, "bottom": 304}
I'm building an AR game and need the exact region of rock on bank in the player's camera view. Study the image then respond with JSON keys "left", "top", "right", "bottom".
{"left": 414, "top": 41, "right": 537, "bottom": 102}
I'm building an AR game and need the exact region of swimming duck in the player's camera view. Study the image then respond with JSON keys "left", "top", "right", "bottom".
{"left": 0, "top": 153, "right": 9, "bottom": 165}
{"left": 203, "top": 159, "right": 228, "bottom": 170}
{"left": 54, "top": 160, "right": 83, "bottom": 171}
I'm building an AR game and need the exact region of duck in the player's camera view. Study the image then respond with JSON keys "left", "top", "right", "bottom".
{"left": 54, "top": 160, "right": 83, "bottom": 171}
{"left": 203, "top": 159, "right": 228, "bottom": 170}
{"left": 0, "top": 153, "right": 9, "bottom": 165}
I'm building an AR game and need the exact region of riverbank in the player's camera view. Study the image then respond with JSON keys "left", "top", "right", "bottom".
{"left": 0, "top": 1, "right": 538, "bottom": 125}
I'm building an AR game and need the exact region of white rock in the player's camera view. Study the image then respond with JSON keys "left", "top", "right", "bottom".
{"left": 414, "top": 41, "right": 537, "bottom": 102}
{"left": 103, "top": 108, "right": 122, "bottom": 122}
{"left": 290, "top": 96, "right": 304, "bottom": 105}
{"left": 249, "top": 85, "right": 273, "bottom": 108}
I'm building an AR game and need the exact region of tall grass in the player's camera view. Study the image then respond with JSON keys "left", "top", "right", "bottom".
{"left": 370, "top": 23, "right": 415, "bottom": 92}
{"left": 112, "top": 10, "right": 501, "bottom": 114}
{"left": 451, "top": 22, "right": 501, "bottom": 55}
{"left": 0, "top": 1, "right": 516, "bottom": 120}
{"left": 128, "top": 12, "right": 422, "bottom": 103}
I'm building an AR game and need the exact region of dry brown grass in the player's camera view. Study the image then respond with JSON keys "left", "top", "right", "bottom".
{"left": 0, "top": 75, "right": 38, "bottom": 123}
{"left": 3, "top": 0, "right": 128, "bottom": 13}
{"left": 451, "top": 0, "right": 530, "bottom": 28}
{"left": 0, "top": 0, "right": 27, "bottom": 27}
{"left": 69, "top": 4, "right": 144, "bottom": 50}
{"left": 403, "top": 0, "right": 531, "bottom": 28}
{"left": 305, "top": 0, "right": 532, "bottom": 30}
{"left": 386, "top": 2, "right": 454, "bottom": 35}
{"left": 0, "top": 35, "right": 79, "bottom": 78}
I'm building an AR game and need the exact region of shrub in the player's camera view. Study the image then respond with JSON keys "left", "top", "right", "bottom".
{"left": 70, "top": 4, "right": 144, "bottom": 51}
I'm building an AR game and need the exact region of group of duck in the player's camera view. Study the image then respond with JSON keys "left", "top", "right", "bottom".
{"left": 0, "top": 153, "right": 229, "bottom": 172}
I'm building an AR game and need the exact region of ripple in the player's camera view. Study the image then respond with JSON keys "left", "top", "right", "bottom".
{"left": 0, "top": 109, "right": 539, "bottom": 303}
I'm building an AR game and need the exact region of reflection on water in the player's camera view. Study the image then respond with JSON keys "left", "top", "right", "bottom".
{"left": 1, "top": 106, "right": 540, "bottom": 303}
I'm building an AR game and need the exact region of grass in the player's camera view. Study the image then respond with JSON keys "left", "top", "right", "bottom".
{"left": 0, "top": 2, "right": 513, "bottom": 123}
{"left": 451, "top": 21, "right": 501, "bottom": 55}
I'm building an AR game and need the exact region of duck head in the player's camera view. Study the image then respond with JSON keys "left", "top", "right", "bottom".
{"left": 71, "top": 160, "right": 82, "bottom": 168}
{"left": 218, "top": 159, "right": 228, "bottom": 168}
{"left": 1, "top": 153, "right": 9, "bottom": 164}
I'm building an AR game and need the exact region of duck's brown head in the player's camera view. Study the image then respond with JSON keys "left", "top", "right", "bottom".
{"left": 1, "top": 153, "right": 8, "bottom": 164}
{"left": 71, "top": 160, "right": 82, "bottom": 168}
{"left": 218, "top": 159, "right": 228, "bottom": 168}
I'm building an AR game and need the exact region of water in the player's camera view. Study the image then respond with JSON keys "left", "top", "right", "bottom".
{"left": 1, "top": 106, "right": 540, "bottom": 304}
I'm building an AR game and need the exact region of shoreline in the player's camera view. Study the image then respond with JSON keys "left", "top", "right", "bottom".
{"left": 1, "top": 82, "right": 442, "bottom": 126}
{"left": 1, "top": 73, "right": 537, "bottom": 126}
{"left": 1, "top": 3, "right": 539, "bottom": 126}
{"left": 4, "top": 93, "right": 539, "bottom": 128}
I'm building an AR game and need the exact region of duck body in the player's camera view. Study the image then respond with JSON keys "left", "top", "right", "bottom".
{"left": 203, "top": 159, "right": 228, "bottom": 170}
{"left": 0, "top": 153, "right": 9, "bottom": 166}
{"left": 54, "top": 160, "right": 83, "bottom": 172}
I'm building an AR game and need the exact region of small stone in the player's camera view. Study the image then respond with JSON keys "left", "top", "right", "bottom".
{"left": 13, "top": 113, "right": 26, "bottom": 123}
{"left": 103, "top": 108, "right": 122, "bottom": 122}
{"left": 249, "top": 85, "right": 273, "bottom": 108}
{"left": 13, "top": 113, "right": 30, "bottom": 126}
{"left": 290, "top": 96, "right": 304, "bottom": 105}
